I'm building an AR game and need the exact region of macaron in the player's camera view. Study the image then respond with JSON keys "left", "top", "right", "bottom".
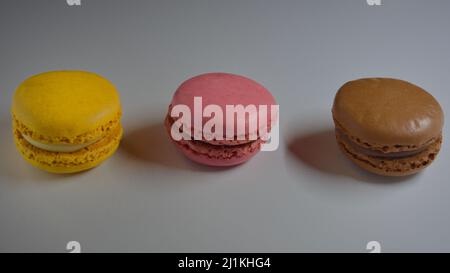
{"left": 332, "top": 78, "right": 444, "bottom": 176}
{"left": 165, "top": 72, "right": 277, "bottom": 166}
{"left": 12, "top": 71, "right": 123, "bottom": 173}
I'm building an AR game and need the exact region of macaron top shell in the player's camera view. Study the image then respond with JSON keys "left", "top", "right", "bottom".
{"left": 170, "top": 72, "right": 277, "bottom": 139}
{"left": 332, "top": 78, "right": 444, "bottom": 148}
{"left": 12, "top": 71, "right": 121, "bottom": 144}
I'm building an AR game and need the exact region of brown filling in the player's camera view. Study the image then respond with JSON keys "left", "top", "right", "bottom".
{"left": 336, "top": 129, "right": 430, "bottom": 159}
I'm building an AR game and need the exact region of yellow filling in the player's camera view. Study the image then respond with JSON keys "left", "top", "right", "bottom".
{"left": 22, "top": 134, "right": 101, "bottom": 152}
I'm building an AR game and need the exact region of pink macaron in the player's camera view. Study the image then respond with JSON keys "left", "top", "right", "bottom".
{"left": 165, "top": 72, "right": 277, "bottom": 166}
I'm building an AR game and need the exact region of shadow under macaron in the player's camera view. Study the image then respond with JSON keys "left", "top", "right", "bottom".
{"left": 287, "top": 128, "right": 419, "bottom": 184}
{"left": 119, "top": 121, "right": 240, "bottom": 172}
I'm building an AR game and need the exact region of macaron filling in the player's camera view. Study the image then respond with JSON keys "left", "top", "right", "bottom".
{"left": 166, "top": 114, "right": 263, "bottom": 144}
{"left": 336, "top": 129, "right": 434, "bottom": 159}
{"left": 22, "top": 134, "right": 101, "bottom": 153}
{"left": 165, "top": 114, "right": 264, "bottom": 159}
{"left": 166, "top": 114, "right": 257, "bottom": 145}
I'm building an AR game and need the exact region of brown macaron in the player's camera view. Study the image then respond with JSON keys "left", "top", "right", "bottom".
{"left": 332, "top": 78, "right": 444, "bottom": 176}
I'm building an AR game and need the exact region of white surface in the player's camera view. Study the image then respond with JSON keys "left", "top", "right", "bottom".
{"left": 0, "top": 0, "right": 449, "bottom": 252}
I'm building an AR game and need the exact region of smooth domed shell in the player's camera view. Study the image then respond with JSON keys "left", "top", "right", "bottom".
{"left": 12, "top": 71, "right": 121, "bottom": 143}
{"left": 332, "top": 78, "right": 444, "bottom": 147}
{"left": 170, "top": 72, "right": 277, "bottom": 139}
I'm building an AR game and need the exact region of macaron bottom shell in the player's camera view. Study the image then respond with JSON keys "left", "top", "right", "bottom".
{"left": 335, "top": 129, "right": 442, "bottom": 176}
{"left": 13, "top": 124, "right": 123, "bottom": 174}
{"left": 165, "top": 115, "right": 262, "bottom": 167}
{"left": 170, "top": 137, "right": 262, "bottom": 167}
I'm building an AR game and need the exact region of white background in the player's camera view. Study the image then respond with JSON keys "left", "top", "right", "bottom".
{"left": 0, "top": 0, "right": 449, "bottom": 252}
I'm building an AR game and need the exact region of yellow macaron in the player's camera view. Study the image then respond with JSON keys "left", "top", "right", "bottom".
{"left": 11, "top": 70, "right": 123, "bottom": 173}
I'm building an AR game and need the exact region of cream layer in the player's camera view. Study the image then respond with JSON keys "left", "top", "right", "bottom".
{"left": 22, "top": 134, "right": 101, "bottom": 152}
